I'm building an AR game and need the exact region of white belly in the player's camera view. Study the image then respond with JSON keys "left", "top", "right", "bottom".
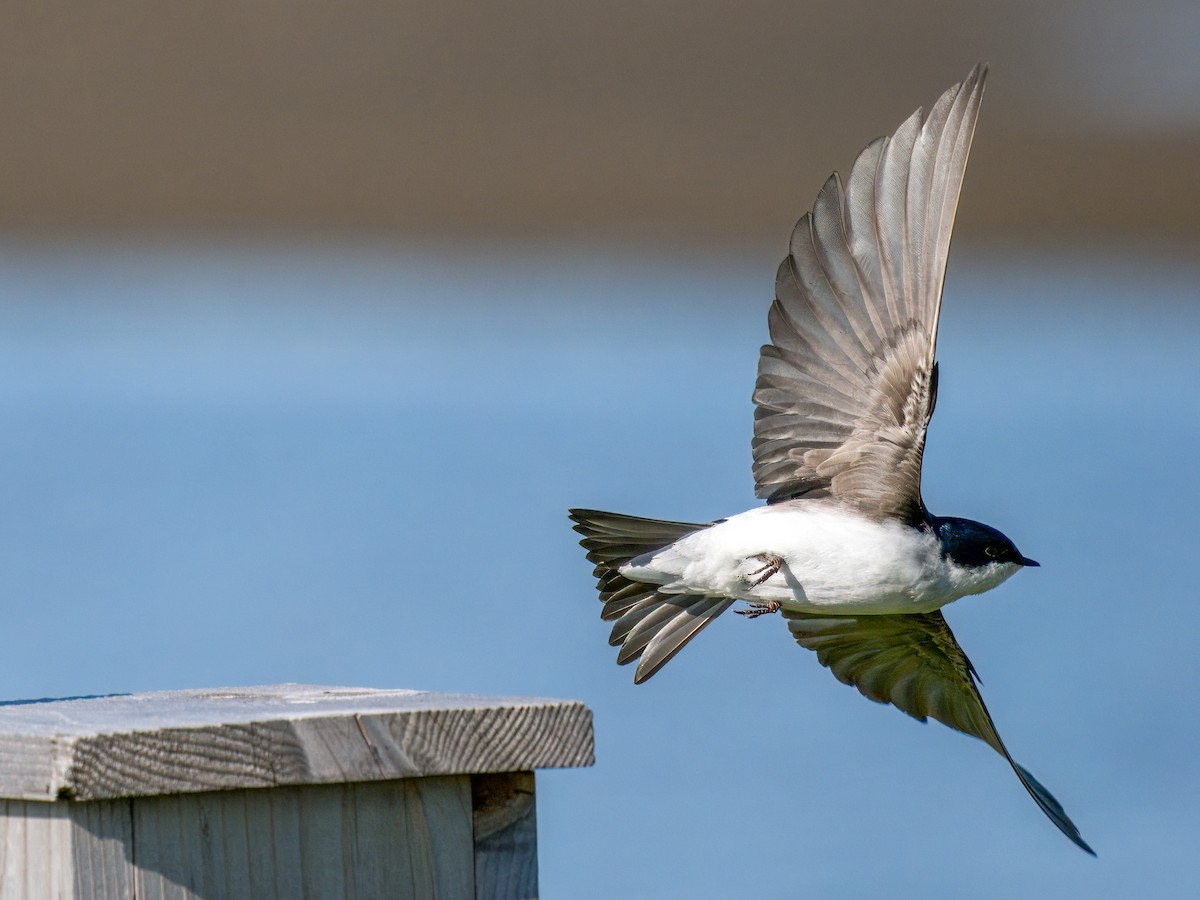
{"left": 620, "top": 503, "right": 1012, "bottom": 614}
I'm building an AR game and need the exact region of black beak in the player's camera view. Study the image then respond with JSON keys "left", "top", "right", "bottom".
{"left": 1019, "top": 556, "right": 1040, "bottom": 567}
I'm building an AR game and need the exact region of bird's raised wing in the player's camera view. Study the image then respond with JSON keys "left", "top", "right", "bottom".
{"left": 783, "top": 608, "right": 1094, "bottom": 854}
{"left": 753, "top": 66, "right": 985, "bottom": 522}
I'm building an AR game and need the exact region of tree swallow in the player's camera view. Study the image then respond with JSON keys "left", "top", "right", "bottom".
{"left": 570, "top": 65, "right": 1093, "bottom": 855}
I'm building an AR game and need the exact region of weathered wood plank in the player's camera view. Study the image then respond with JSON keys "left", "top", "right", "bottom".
{"left": 0, "top": 773, "right": 536, "bottom": 898}
{"left": 402, "top": 776, "right": 475, "bottom": 898}
{"left": 69, "top": 799, "right": 134, "bottom": 899}
{"left": 220, "top": 791, "right": 270, "bottom": 900}
{"left": 0, "top": 799, "right": 90, "bottom": 899}
{"left": 0, "top": 736, "right": 60, "bottom": 802}
{"left": 345, "top": 781, "right": 406, "bottom": 900}
{"left": 0, "top": 685, "right": 594, "bottom": 802}
{"left": 297, "top": 783, "right": 350, "bottom": 898}
{"left": 121, "top": 778, "right": 474, "bottom": 900}
{"left": 472, "top": 772, "right": 538, "bottom": 900}
{"left": 0, "top": 686, "right": 588, "bottom": 897}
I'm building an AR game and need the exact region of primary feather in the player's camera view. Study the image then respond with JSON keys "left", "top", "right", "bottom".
{"left": 753, "top": 65, "right": 985, "bottom": 522}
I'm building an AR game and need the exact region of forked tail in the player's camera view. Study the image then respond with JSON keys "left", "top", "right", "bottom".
{"left": 568, "top": 508, "right": 736, "bottom": 683}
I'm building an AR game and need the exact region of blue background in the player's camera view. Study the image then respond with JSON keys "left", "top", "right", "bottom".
{"left": 0, "top": 239, "right": 1195, "bottom": 896}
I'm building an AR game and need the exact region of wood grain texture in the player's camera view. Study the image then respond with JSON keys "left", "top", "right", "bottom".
{"left": 0, "top": 798, "right": 135, "bottom": 899}
{"left": 127, "top": 777, "right": 475, "bottom": 900}
{"left": 472, "top": 772, "right": 538, "bottom": 900}
{"left": 0, "top": 800, "right": 71, "bottom": 898}
{"left": 69, "top": 799, "right": 134, "bottom": 899}
{"left": 2, "top": 778, "right": 482, "bottom": 899}
{"left": 0, "top": 685, "right": 594, "bottom": 802}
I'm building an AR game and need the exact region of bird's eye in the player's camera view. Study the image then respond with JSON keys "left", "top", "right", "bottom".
{"left": 985, "top": 545, "right": 1005, "bottom": 559}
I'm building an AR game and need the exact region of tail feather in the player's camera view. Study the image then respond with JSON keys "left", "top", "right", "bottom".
{"left": 571, "top": 509, "right": 703, "bottom": 565}
{"left": 637, "top": 595, "right": 733, "bottom": 680}
{"left": 617, "top": 599, "right": 692, "bottom": 663}
{"left": 608, "top": 593, "right": 667, "bottom": 642}
{"left": 569, "top": 508, "right": 735, "bottom": 683}
{"left": 600, "top": 579, "right": 659, "bottom": 621}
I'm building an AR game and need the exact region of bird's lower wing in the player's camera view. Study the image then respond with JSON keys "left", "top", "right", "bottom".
{"left": 783, "top": 609, "right": 1093, "bottom": 854}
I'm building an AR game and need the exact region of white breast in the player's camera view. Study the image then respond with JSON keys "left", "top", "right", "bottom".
{"left": 620, "top": 503, "right": 1016, "bottom": 614}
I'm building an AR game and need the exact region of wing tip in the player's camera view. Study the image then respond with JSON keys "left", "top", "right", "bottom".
{"left": 1012, "top": 761, "right": 1096, "bottom": 856}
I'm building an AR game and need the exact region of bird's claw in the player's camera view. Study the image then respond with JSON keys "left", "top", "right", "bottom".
{"left": 735, "top": 599, "right": 781, "bottom": 619}
{"left": 744, "top": 553, "right": 784, "bottom": 587}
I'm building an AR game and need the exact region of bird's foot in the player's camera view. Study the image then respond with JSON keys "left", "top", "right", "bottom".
{"left": 743, "top": 553, "right": 784, "bottom": 587}
{"left": 735, "top": 599, "right": 781, "bottom": 619}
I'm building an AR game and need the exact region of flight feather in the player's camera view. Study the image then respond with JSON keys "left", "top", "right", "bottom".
{"left": 752, "top": 65, "right": 986, "bottom": 522}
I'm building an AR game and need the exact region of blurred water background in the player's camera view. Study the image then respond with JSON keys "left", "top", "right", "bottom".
{"left": 2, "top": 1, "right": 1199, "bottom": 897}
{"left": 0, "top": 238, "right": 1195, "bottom": 897}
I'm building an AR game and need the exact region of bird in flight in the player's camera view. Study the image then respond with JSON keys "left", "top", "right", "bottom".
{"left": 570, "top": 65, "right": 1092, "bottom": 855}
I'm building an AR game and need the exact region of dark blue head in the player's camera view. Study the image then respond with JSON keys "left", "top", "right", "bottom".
{"left": 930, "top": 516, "right": 1039, "bottom": 569}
